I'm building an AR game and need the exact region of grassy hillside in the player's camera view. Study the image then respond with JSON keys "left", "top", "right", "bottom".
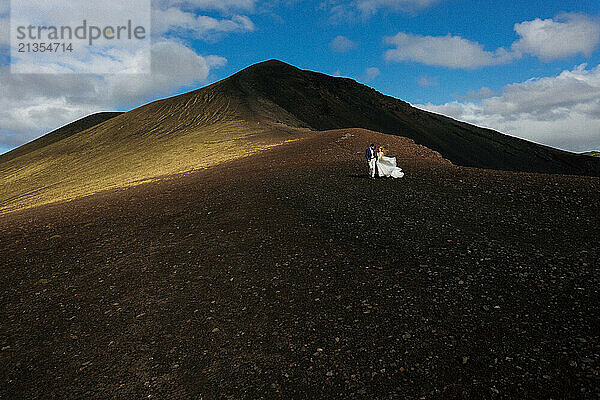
{"left": 0, "top": 87, "right": 309, "bottom": 214}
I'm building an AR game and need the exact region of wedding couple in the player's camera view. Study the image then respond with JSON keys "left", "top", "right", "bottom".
{"left": 365, "top": 144, "right": 405, "bottom": 179}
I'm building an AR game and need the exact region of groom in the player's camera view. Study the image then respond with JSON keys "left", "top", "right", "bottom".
{"left": 365, "top": 143, "right": 376, "bottom": 179}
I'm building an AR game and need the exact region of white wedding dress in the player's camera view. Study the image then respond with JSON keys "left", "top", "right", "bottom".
{"left": 377, "top": 152, "right": 405, "bottom": 178}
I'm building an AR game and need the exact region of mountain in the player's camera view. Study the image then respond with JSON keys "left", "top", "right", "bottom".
{"left": 1, "top": 59, "right": 599, "bottom": 214}
{"left": 218, "top": 60, "right": 600, "bottom": 175}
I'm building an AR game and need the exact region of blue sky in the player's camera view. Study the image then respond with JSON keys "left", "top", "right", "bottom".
{"left": 1, "top": 0, "right": 600, "bottom": 154}
{"left": 207, "top": 0, "right": 600, "bottom": 103}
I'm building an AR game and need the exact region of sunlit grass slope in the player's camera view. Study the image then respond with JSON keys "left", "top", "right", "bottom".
{"left": 0, "top": 83, "right": 308, "bottom": 214}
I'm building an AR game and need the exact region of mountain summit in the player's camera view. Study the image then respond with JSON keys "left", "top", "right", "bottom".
{"left": 1, "top": 59, "right": 599, "bottom": 213}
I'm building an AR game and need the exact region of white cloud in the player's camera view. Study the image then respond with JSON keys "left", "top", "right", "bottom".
{"left": 0, "top": 41, "right": 226, "bottom": 149}
{"left": 324, "top": 0, "right": 440, "bottom": 21}
{"left": 355, "top": 0, "right": 439, "bottom": 15}
{"left": 105, "top": 40, "right": 219, "bottom": 104}
{"left": 205, "top": 55, "right": 228, "bottom": 68}
{"left": 512, "top": 14, "right": 600, "bottom": 60}
{"left": 384, "top": 32, "right": 517, "bottom": 69}
{"left": 330, "top": 35, "right": 358, "bottom": 52}
{"left": 364, "top": 67, "right": 380, "bottom": 80}
{"left": 156, "top": 0, "right": 257, "bottom": 13}
{"left": 416, "top": 64, "right": 600, "bottom": 152}
{"left": 385, "top": 13, "right": 600, "bottom": 69}
{"left": 153, "top": 8, "right": 255, "bottom": 39}
{"left": 458, "top": 86, "right": 497, "bottom": 100}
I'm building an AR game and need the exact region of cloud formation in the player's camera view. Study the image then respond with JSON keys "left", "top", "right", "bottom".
{"left": 364, "top": 67, "right": 380, "bottom": 80}
{"left": 384, "top": 33, "right": 516, "bottom": 69}
{"left": 153, "top": 8, "right": 256, "bottom": 39}
{"left": 156, "top": 0, "right": 258, "bottom": 13}
{"left": 385, "top": 13, "right": 600, "bottom": 69}
{"left": 354, "top": 0, "right": 439, "bottom": 15}
{"left": 324, "top": 0, "right": 440, "bottom": 22}
{"left": 330, "top": 35, "right": 358, "bottom": 52}
{"left": 416, "top": 64, "right": 600, "bottom": 152}
{"left": 512, "top": 13, "right": 600, "bottom": 61}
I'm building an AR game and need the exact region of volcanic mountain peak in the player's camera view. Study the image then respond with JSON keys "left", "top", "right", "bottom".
{"left": 237, "top": 58, "right": 302, "bottom": 73}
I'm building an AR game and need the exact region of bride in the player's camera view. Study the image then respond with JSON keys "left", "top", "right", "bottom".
{"left": 377, "top": 146, "right": 405, "bottom": 178}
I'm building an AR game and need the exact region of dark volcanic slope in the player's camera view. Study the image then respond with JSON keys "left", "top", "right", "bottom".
{"left": 0, "top": 112, "right": 123, "bottom": 163}
{"left": 1, "top": 130, "right": 598, "bottom": 399}
{"left": 215, "top": 60, "right": 600, "bottom": 176}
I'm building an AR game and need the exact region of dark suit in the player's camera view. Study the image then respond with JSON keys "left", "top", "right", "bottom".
{"left": 366, "top": 147, "right": 376, "bottom": 177}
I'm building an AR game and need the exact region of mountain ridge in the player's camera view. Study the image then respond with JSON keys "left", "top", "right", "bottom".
{"left": 4, "top": 59, "right": 599, "bottom": 176}
{"left": 211, "top": 59, "right": 600, "bottom": 176}
{"left": 1, "top": 59, "right": 600, "bottom": 214}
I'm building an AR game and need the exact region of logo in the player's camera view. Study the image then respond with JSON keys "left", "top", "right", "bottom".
{"left": 10, "top": 0, "right": 151, "bottom": 74}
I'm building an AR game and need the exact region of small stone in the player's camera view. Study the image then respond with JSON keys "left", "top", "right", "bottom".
{"left": 211, "top": 328, "right": 220, "bottom": 333}
{"left": 402, "top": 333, "right": 411, "bottom": 339}
{"left": 326, "top": 371, "right": 334, "bottom": 377}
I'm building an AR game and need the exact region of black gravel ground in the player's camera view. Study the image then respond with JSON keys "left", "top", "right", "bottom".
{"left": 1, "top": 129, "right": 598, "bottom": 399}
